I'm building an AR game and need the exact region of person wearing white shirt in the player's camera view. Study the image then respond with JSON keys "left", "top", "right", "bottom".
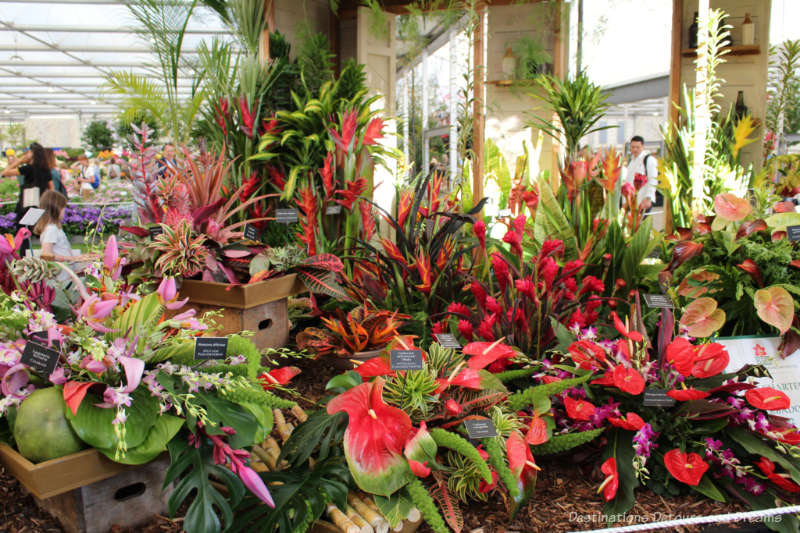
{"left": 625, "top": 135, "right": 659, "bottom": 210}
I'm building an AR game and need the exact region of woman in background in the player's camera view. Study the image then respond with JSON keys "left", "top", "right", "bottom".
{"left": 45, "top": 148, "right": 68, "bottom": 199}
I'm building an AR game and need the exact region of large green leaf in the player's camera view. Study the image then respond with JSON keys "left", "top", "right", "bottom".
{"left": 197, "top": 393, "right": 259, "bottom": 450}
{"left": 111, "top": 293, "right": 164, "bottom": 349}
{"left": 534, "top": 175, "right": 578, "bottom": 258}
{"left": 278, "top": 410, "right": 347, "bottom": 468}
{"left": 65, "top": 387, "right": 160, "bottom": 452}
{"left": 103, "top": 414, "right": 183, "bottom": 465}
{"left": 691, "top": 474, "right": 726, "bottom": 502}
{"left": 727, "top": 427, "right": 800, "bottom": 484}
{"left": 765, "top": 212, "right": 800, "bottom": 229}
{"left": 374, "top": 490, "right": 416, "bottom": 529}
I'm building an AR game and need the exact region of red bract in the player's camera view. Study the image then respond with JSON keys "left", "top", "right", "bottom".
{"left": 564, "top": 396, "right": 596, "bottom": 421}
{"left": 457, "top": 320, "right": 474, "bottom": 341}
{"left": 540, "top": 239, "right": 564, "bottom": 258}
{"left": 665, "top": 337, "right": 696, "bottom": 376}
{"left": 736, "top": 219, "right": 767, "bottom": 240}
{"left": 414, "top": 250, "right": 432, "bottom": 295}
{"left": 503, "top": 228, "right": 523, "bottom": 257}
{"left": 607, "top": 412, "right": 645, "bottom": 431}
{"left": 331, "top": 110, "right": 358, "bottom": 155}
{"left": 238, "top": 95, "right": 255, "bottom": 138}
{"left": 666, "top": 241, "right": 704, "bottom": 272}
{"left": 610, "top": 311, "right": 643, "bottom": 343}
{"left": 736, "top": 259, "right": 763, "bottom": 287}
{"left": 355, "top": 356, "right": 395, "bottom": 379}
{"left": 591, "top": 372, "right": 615, "bottom": 387}
{"left": 326, "top": 378, "right": 413, "bottom": 496}
{"left": 569, "top": 340, "right": 606, "bottom": 370}
{"left": 598, "top": 457, "right": 618, "bottom": 501}
{"left": 667, "top": 388, "right": 710, "bottom": 401}
{"left": 335, "top": 178, "right": 367, "bottom": 211}
{"left": 359, "top": 200, "right": 376, "bottom": 241}
{"left": 463, "top": 340, "right": 516, "bottom": 370}
{"left": 691, "top": 343, "right": 729, "bottom": 379}
{"left": 258, "top": 366, "right": 301, "bottom": 389}
{"left": 507, "top": 431, "right": 539, "bottom": 486}
{"left": 320, "top": 153, "right": 335, "bottom": 199}
{"left": 473, "top": 220, "right": 486, "bottom": 250}
{"left": 363, "top": 117, "right": 384, "bottom": 146}
{"left": 664, "top": 449, "right": 709, "bottom": 486}
{"left": 756, "top": 457, "right": 800, "bottom": 493}
{"left": 745, "top": 387, "right": 791, "bottom": 411}
{"left": 612, "top": 365, "right": 645, "bottom": 395}
{"left": 490, "top": 253, "right": 511, "bottom": 291}
{"left": 445, "top": 399, "right": 463, "bottom": 416}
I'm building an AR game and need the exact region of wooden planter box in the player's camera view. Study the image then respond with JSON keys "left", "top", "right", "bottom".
{"left": 0, "top": 444, "right": 170, "bottom": 533}
{"left": 178, "top": 274, "right": 305, "bottom": 350}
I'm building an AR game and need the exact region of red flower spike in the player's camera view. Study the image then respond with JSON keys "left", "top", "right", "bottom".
{"left": 746, "top": 387, "right": 791, "bottom": 411}
{"left": 525, "top": 414, "right": 548, "bottom": 445}
{"left": 320, "top": 153, "right": 335, "bottom": 199}
{"left": 463, "top": 340, "right": 516, "bottom": 370}
{"left": 359, "top": 200, "right": 376, "bottom": 241}
{"left": 414, "top": 250, "right": 432, "bottom": 295}
{"left": 457, "top": 320, "right": 474, "bottom": 341}
{"left": 473, "top": 220, "right": 486, "bottom": 250}
{"left": 335, "top": 178, "right": 368, "bottom": 211}
{"left": 598, "top": 457, "right": 619, "bottom": 501}
{"left": 612, "top": 365, "right": 645, "bottom": 395}
{"left": 607, "top": 412, "right": 645, "bottom": 431}
{"left": 258, "top": 366, "right": 301, "bottom": 389}
{"left": 667, "top": 388, "right": 710, "bottom": 401}
{"left": 326, "top": 379, "right": 413, "bottom": 496}
{"left": 564, "top": 396, "right": 596, "bottom": 421}
{"left": 396, "top": 192, "right": 413, "bottom": 228}
{"left": 363, "top": 117, "right": 385, "bottom": 146}
{"left": 331, "top": 110, "right": 358, "bottom": 155}
{"left": 610, "top": 311, "right": 643, "bottom": 343}
{"left": 664, "top": 449, "right": 709, "bottom": 486}
{"left": 490, "top": 253, "right": 511, "bottom": 291}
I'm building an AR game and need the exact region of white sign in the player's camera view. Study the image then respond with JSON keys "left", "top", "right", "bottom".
{"left": 19, "top": 207, "right": 44, "bottom": 226}
{"left": 718, "top": 336, "right": 800, "bottom": 427}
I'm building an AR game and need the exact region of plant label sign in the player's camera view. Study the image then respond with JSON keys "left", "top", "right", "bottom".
{"left": 194, "top": 337, "right": 229, "bottom": 360}
{"left": 325, "top": 205, "right": 342, "bottom": 215}
{"left": 390, "top": 349, "right": 423, "bottom": 371}
{"left": 275, "top": 209, "right": 298, "bottom": 224}
{"left": 464, "top": 418, "right": 497, "bottom": 439}
{"left": 19, "top": 207, "right": 44, "bottom": 227}
{"left": 434, "top": 333, "right": 461, "bottom": 350}
{"left": 643, "top": 388, "right": 676, "bottom": 408}
{"left": 148, "top": 225, "right": 164, "bottom": 238}
{"left": 497, "top": 208, "right": 512, "bottom": 218}
{"left": 787, "top": 225, "right": 800, "bottom": 242}
{"left": 27, "top": 330, "right": 59, "bottom": 348}
{"left": 719, "top": 336, "right": 800, "bottom": 428}
{"left": 243, "top": 224, "right": 260, "bottom": 241}
{"left": 20, "top": 341, "right": 60, "bottom": 378}
{"left": 643, "top": 294, "right": 674, "bottom": 309}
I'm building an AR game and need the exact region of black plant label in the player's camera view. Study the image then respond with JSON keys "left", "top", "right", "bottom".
{"left": 20, "top": 341, "right": 60, "bottom": 378}
{"left": 194, "top": 337, "right": 229, "bottom": 360}
{"left": 390, "top": 349, "right": 423, "bottom": 371}
{"left": 464, "top": 418, "right": 497, "bottom": 439}
{"left": 434, "top": 333, "right": 461, "bottom": 350}
{"left": 243, "top": 224, "right": 260, "bottom": 241}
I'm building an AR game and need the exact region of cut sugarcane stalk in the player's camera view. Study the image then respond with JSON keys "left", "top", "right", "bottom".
{"left": 274, "top": 409, "right": 292, "bottom": 442}
{"left": 348, "top": 494, "right": 388, "bottom": 533}
{"left": 345, "top": 506, "right": 374, "bottom": 533}
{"left": 326, "top": 504, "right": 360, "bottom": 533}
{"left": 406, "top": 508, "right": 421, "bottom": 523}
{"left": 251, "top": 446, "right": 275, "bottom": 470}
{"left": 290, "top": 404, "right": 308, "bottom": 422}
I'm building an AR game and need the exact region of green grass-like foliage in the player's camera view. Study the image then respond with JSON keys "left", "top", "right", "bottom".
{"left": 220, "top": 385, "right": 295, "bottom": 410}
{"left": 484, "top": 437, "right": 520, "bottom": 500}
{"left": 430, "top": 428, "right": 492, "bottom": 483}
{"left": 532, "top": 428, "right": 605, "bottom": 455}
{"left": 406, "top": 478, "right": 449, "bottom": 533}
{"left": 494, "top": 368, "right": 537, "bottom": 383}
{"left": 506, "top": 373, "right": 592, "bottom": 411}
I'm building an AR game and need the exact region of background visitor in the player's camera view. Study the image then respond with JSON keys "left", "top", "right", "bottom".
{"left": 72, "top": 155, "right": 100, "bottom": 198}
{"left": 624, "top": 135, "right": 659, "bottom": 210}
{"left": 33, "top": 190, "right": 96, "bottom": 264}
{"left": 45, "top": 148, "right": 68, "bottom": 199}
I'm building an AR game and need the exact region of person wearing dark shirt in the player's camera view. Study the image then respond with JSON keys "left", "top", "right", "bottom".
{"left": 45, "top": 148, "right": 68, "bottom": 199}
{"left": 2, "top": 142, "right": 53, "bottom": 256}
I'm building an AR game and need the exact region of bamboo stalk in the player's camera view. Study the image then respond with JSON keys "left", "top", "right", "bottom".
{"left": 326, "top": 504, "right": 360, "bottom": 533}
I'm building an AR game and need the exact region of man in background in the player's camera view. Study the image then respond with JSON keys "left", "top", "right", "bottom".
{"left": 625, "top": 135, "right": 660, "bottom": 211}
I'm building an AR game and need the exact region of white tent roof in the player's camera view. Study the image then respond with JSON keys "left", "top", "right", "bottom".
{"left": 0, "top": 0, "right": 230, "bottom": 121}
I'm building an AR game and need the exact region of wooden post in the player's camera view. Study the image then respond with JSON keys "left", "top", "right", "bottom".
{"left": 472, "top": 1, "right": 486, "bottom": 206}
{"left": 258, "top": 0, "right": 276, "bottom": 66}
{"left": 668, "top": 0, "right": 683, "bottom": 126}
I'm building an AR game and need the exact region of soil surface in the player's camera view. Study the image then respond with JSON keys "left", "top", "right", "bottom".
{"left": 0, "top": 360, "right": 767, "bottom": 533}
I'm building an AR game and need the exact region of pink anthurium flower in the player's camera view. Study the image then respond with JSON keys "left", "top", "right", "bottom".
{"left": 157, "top": 277, "right": 188, "bottom": 310}
{"left": 326, "top": 378, "right": 413, "bottom": 496}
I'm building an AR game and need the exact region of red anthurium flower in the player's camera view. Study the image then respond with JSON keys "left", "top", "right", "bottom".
{"left": 403, "top": 422, "right": 437, "bottom": 479}
{"left": 774, "top": 429, "right": 800, "bottom": 445}
{"left": 737, "top": 259, "right": 763, "bottom": 287}
{"left": 525, "top": 414, "right": 548, "bottom": 445}
{"left": 327, "top": 379, "right": 413, "bottom": 496}
{"left": 691, "top": 343, "right": 730, "bottom": 379}
{"left": 564, "top": 396, "right": 596, "bottom": 421}
{"left": 774, "top": 201, "right": 796, "bottom": 213}
{"left": 434, "top": 367, "right": 482, "bottom": 394}
{"left": 736, "top": 219, "right": 768, "bottom": 240}
{"left": 598, "top": 458, "right": 619, "bottom": 501}
{"left": 591, "top": 372, "right": 615, "bottom": 387}
{"left": 444, "top": 399, "right": 463, "bottom": 416}
{"left": 363, "top": 117, "right": 384, "bottom": 146}
{"left": 664, "top": 449, "right": 709, "bottom": 486}
{"left": 792, "top": 260, "right": 800, "bottom": 270}
{"left": 258, "top": 366, "right": 301, "bottom": 389}
{"left": 667, "top": 388, "right": 710, "bottom": 401}
{"left": 613, "top": 365, "right": 645, "bottom": 395}
{"left": 568, "top": 340, "right": 607, "bottom": 370}
{"left": 335, "top": 178, "right": 368, "bottom": 211}
{"left": 354, "top": 356, "right": 395, "bottom": 379}
{"left": 714, "top": 193, "right": 752, "bottom": 221}
{"left": 407, "top": 459, "right": 430, "bottom": 478}
{"left": 463, "top": 340, "right": 516, "bottom": 370}
{"left": 755, "top": 457, "right": 800, "bottom": 493}
{"left": 478, "top": 469, "right": 499, "bottom": 493}
{"left": 541, "top": 376, "right": 562, "bottom": 384}
{"left": 610, "top": 311, "right": 643, "bottom": 343}
{"left": 746, "top": 387, "right": 791, "bottom": 411}
{"left": 607, "top": 412, "right": 645, "bottom": 431}
{"left": 665, "top": 337, "right": 696, "bottom": 376}
{"left": 507, "top": 431, "right": 540, "bottom": 487}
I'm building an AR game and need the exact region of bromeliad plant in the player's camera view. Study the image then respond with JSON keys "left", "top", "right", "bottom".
{"left": 0, "top": 237, "right": 299, "bottom": 533}
{"left": 522, "top": 309, "right": 800, "bottom": 533}
{"left": 664, "top": 192, "right": 800, "bottom": 355}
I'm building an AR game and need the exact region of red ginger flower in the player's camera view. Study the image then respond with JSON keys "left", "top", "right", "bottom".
{"left": 490, "top": 252, "right": 511, "bottom": 291}
{"left": 457, "top": 319, "right": 474, "bottom": 341}
{"left": 664, "top": 449, "right": 709, "bottom": 486}
{"left": 473, "top": 219, "right": 486, "bottom": 250}
{"left": 320, "top": 153, "right": 335, "bottom": 199}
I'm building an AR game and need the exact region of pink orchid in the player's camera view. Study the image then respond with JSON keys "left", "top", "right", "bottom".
{"left": 1, "top": 363, "right": 32, "bottom": 399}
{"left": 157, "top": 277, "right": 188, "bottom": 310}
{"left": 49, "top": 367, "right": 68, "bottom": 385}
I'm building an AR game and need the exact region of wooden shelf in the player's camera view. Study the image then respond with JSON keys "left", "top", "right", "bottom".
{"left": 680, "top": 44, "right": 760, "bottom": 58}
{"left": 485, "top": 79, "right": 538, "bottom": 87}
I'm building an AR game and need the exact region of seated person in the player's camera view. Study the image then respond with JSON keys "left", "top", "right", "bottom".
{"left": 34, "top": 190, "right": 97, "bottom": 264}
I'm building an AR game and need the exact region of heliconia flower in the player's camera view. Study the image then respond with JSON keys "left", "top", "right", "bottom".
{"left": 238, "top": 95, "right": 255, "bottom": 138}
{"left": 157, "top": 277, "right": 188, "bottom": 310}
{"left": 457, "top": 320, "right": 474, "bottom": 341}
{"left": 666, "top": 241, "right": 704, "bottom": 272}
{"left": 335, "top": 178, "right": 368, "bottom": 211}
{"left": 268, "top": 165, "right": 286, "bottom": 190}
{"left": 258, "top": 366, "right": 301, "bottom": 388}
{"left": 745, "top": 387, "right": 791, "bottom": 411}
{"left": 607, "top": 412, "right": 645, "bottom": 431}
{"left": 463, "top": 339, "right": 516, "bottom": 370}
{"left": 359, "top": 200, "right": 376, "bottom": 241}
{"left": 664, "top": 449, "right": 709, "bottom": 486}
{"left": 379, "top": 237, "right": 407, "bottom": 266}
{"left": 612, "top": 365, "right": 645, "bottom": 395}
{"left": 714, "top": 193, "right": 752, "bottom": 221}
{"left": 414, "top": 250, "right": 432, "bottom": 295}
{"left": 598, "top": 457, "right": 619, "bottom": 501}
{"left": 610, "top": 311, "right": 643, "bottom": 343}
{"left": 525, "top": 414, "right": 548, "bottom": 445}
{"left": 331, "top": 110, "right": 359, "bottom": 155}
{"left": 103, "top": 235, "right": 123, "bottom": 280}
{"left": 396, "top": 192, "right": 413, "bottom": 228}
{"left": 473, "top": 219, "right": 486, "bottom": 250}
{"left": 755, "top": 457, "right": 800, "bottom": 493}
{"left": 667, "top": 388, "right": 710, "bottom": 401}
{"left": 363, "top": 117, "right": 385, "bottom": 146}
{"left": 564, "top": 396, "right": 596, "bottom": 421}
{"left": 326, "top": 378, "right": 413, "bottom": 496}
{"left": 445, "top": 398, "right": 463, "bottom": 416}
{"left": 259, "top": 117, "right": 280, "bottom": 137}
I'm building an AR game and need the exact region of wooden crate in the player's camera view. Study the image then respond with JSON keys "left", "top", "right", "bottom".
{"left": 33, "top": 456, "right": 171, "bottom": 533}
{"left": 177, "top": 275, "right": 305, "bottom": 350}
